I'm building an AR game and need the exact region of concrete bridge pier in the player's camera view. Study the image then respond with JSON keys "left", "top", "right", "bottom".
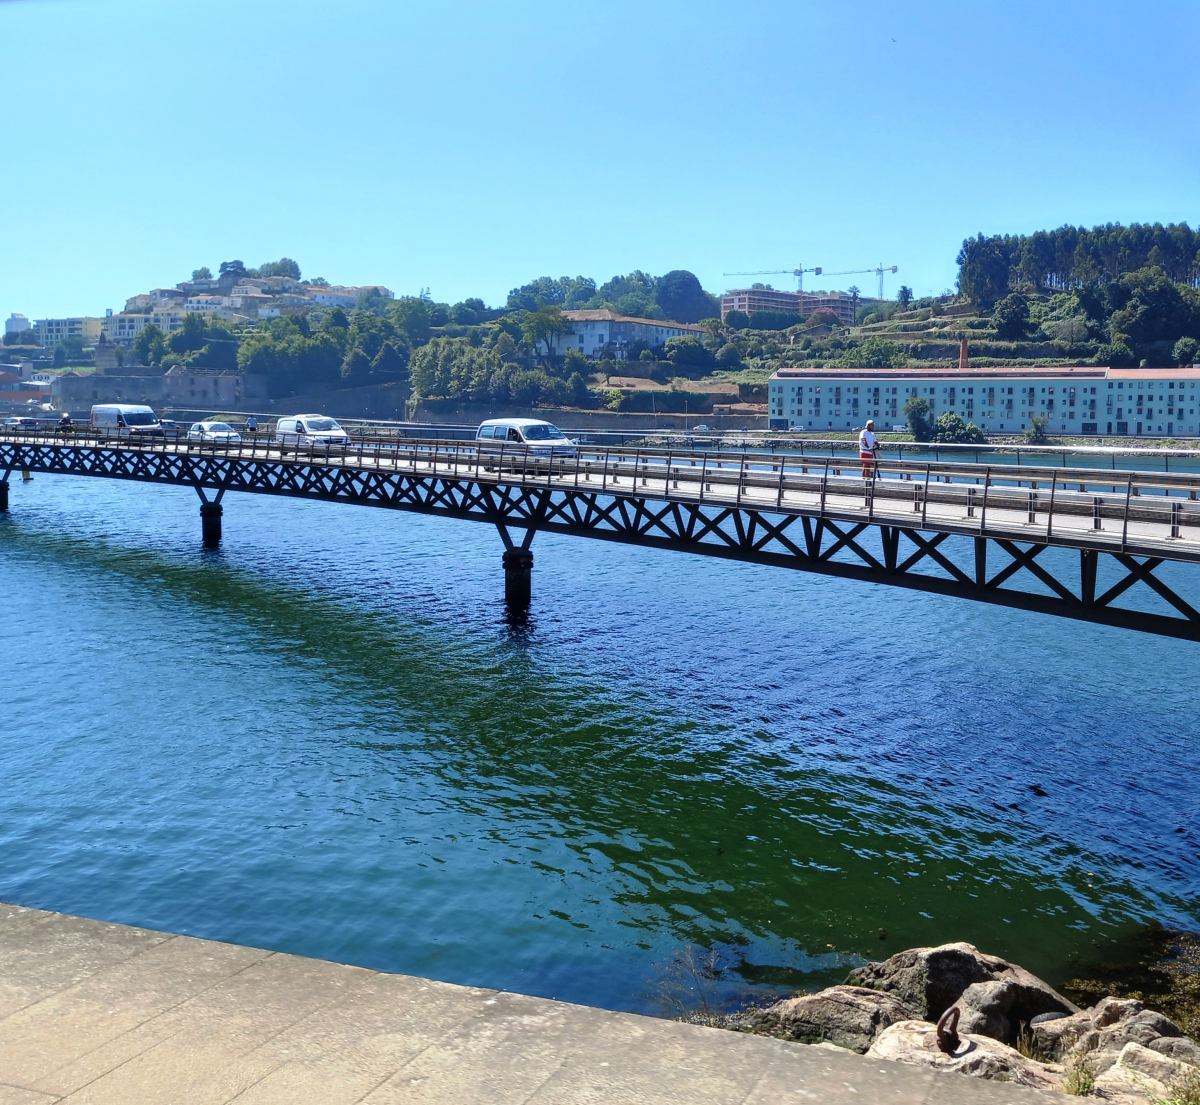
{"left": 503, "top": 547, "right": 534, "bottom": 608}
{"left": 0, "top": 479, "right": 8, "bottom": 513}
{"left": 200, "top": 501, "right": 223, "bottom": 546}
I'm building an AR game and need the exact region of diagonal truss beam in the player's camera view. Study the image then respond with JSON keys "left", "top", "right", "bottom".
{"left": 5, "top": 442, "right": 1200, "bottom": 641}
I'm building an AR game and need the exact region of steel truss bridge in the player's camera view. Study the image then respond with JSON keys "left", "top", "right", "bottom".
{"left": 3, "top": 428, "right": 1200, "bottom": 639}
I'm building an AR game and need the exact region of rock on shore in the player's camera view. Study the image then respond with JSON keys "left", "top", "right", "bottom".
{"left": 730, "top": 942, "right": 1200, "bottom": 1104}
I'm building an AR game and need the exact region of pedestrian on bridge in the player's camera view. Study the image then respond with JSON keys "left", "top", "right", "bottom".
{"left": 859, "top": 419, "right": 879, "bottom": 479}
{"left": 246, "top": 415, "right": 258, "bottom": 433}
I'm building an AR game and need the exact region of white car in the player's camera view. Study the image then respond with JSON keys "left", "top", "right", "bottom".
{"left": 476, "top": 418, "right": 577, "bottom": 458}
{"left": 187, "top": 421, "right": 242, "bottom": 444}
{"left": 274, "top": 415, "right": 351, "bottom": 449}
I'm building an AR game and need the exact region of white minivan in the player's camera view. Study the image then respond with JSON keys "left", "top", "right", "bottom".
{"left": 274, "top": 414, "right": 351, "bottom": 450}
{"left": 476, "top": 418, "right": 576, "bottom": 458}
{"left": 90, "top": 404, "right": 164, "bottom": 438}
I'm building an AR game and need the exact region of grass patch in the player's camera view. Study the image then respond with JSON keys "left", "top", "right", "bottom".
{"left": 1062, "top": 1050, "right": 1096, "bottom": 1096}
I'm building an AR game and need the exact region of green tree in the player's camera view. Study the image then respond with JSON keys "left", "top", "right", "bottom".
{"left": 191, "top": 266, "right": 213, "bottom": 281}
{"left": 370, "top": 340, "right": 409, "bottom": 382}
{"left": 52, "top": 345, "right": 65, "bottom": 367}
{"left": 506, "top": 276, "right": 595, "bottom": 311}
{"left": 133, "top": 322, "right": 166, "bottom": 366}
{"left": 655, "top": 270, "right": 717, "bottom": 323}
{"left": 562, "top": 347, "right": 589, "bottom": 378}
{"left": 931, "top": 412, "right": 986, "bottom": 443}
{"left": 1024, "top": 414, "right": 1051, "bottom": 443}
{"left": 1107, "top": 267, "right": 1200, "bottom": 357}
{"left": 724, "top": 310, "right": 750, "bottom": 330}
{"left": 664, "top": 336, "right": 716, "bottom": 369}
{"left": 521, "top": 306, "right": 572, "bottom": 365}
{"left": 956, "top": 234, "right": 1011, "bottom": 310}
{"left": 390, "top": 297, "right": 433, "bottom": 345}
{"left": 1174, "top": 336, "right": 1199, "bottom": 366}
{"left": 992, "top": 293, "right": 1032, "bottom": 340}
{"left": 903, "top": 396, "right": 934, "bottom": 442}
{"left": 715, "top": 343, "right": 743, "bottom": 368}
{"left": 838, "top": 336, "right": 907, "bottom": 368}
{"left": 340, "top": 348, "right": 372, "bottom": 386}
{"left": 897, "top": 285, "right": 913, "bottom": 309}
{"left": 257, "top": 257, "right": 301, "bottom": 280}
{"left": 567, "top": 371, "right": 589, "bottom": 407}
{"left": 219, "top": 260, "right": 248, "bottom": 281}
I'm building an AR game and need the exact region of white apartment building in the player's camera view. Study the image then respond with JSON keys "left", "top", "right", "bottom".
{"left": 6, "top": 313, "right": 32, "bottom": 337}
{"left": 553, "top": 310, "right": 705, "bottom": 359}
{"left": 307, "top": 284, "right": 395, "bottom": 308}
{"left": 185, "top": 295, "right": 226, "bottom": 313}
{"left": 33, "top": 316, "right": 104, "bottom": 348}
{"left": 103, "top": 308, "right": 188, "bottom": 345}
{"left": 768, "top": 365, "right": 1200, "bottom": 437}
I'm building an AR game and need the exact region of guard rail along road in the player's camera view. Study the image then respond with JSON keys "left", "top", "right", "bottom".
{"left": 3, "top": 426, "right": 1200, "bottom": 640}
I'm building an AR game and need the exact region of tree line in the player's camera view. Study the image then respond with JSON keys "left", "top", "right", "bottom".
{"left": 957, "top": 222, "right": 1200, "bottom": 306}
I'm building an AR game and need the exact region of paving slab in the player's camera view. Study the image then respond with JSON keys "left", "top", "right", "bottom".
{"left": 0, "top": 905, "right": 1056, "bottom": 1104}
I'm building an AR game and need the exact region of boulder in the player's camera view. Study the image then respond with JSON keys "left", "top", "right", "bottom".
{"left": 846, "top": 942, "right": 1079, "bottom": 1042}
{"left": 1033, "top": 995, "right": 1193, "bottom": 1074}
{"left": 1090, "top": 1041, "right": 1199, "bottom": 1105}
{"left": 738, "top": 985, "right": 919, "bottom": 1053}
{"left": 866, "top": 1019, "right": 1061, "bottom": 1090}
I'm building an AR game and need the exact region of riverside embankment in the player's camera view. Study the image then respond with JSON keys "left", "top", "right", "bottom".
{"left": 0, "top": 904, "right": 1054, "bottom": 1104}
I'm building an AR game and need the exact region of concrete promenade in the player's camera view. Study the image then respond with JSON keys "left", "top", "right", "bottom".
{"left": 0, "top": 904, "right": 1053, "bottom": 1104}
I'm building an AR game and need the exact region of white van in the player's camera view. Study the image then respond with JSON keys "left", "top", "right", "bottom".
{"left": 476, "top": 418, "right": 576, "bottom": 458}
{"left": 90, "top": 404, "right": 164, "bottom": 438}
{"left": 274, "top": 414, "right": 351, "bottom": 449}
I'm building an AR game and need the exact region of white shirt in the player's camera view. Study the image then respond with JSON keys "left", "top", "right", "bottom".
{"left": 859, "top": 428, "right": 878, "bottom": 452}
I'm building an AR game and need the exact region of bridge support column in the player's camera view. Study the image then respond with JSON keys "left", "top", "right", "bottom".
{"left": 0, "top": 480, "right": 7, "bottom": 513}
{"left": 503, "top": 548, "right": 533, "bottom": 609}
{"left": 200, "top": 502, "right": 223, "bottom": 547}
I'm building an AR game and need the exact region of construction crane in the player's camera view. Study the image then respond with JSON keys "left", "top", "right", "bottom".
{"left": 821, "top": 265, "right": 899, "bottom": 301}
{"left": 722, "top": 266, "right": 822, "bottom": 292}
{"left": 723, "top": 264, "right": 899, "bottom": 299}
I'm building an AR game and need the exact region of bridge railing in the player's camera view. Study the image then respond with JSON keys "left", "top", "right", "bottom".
{"left": 5, "top": 428, "right": 1200, "bottom": 560}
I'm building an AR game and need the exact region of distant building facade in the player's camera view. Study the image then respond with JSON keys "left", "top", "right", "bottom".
{"left": 34, "top": 316, "right": 104, "bottom": 349}
{"left": 52, "top": 370, "right": 250, "bottom": 410}
{"left": 5, "top": 313, "right": 32, "bottom": 337}
{"left": 552, "top": 310, "right": 705, "bottom": 359}
{"left": 720, "top": 288, "right": 880, "bottom": 327}
{"left": 768, "top": 364, "right": 1200, "bottom": 436}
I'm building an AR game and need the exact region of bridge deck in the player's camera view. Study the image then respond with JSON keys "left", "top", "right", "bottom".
{"left": 4, "top": 431, "right": 1199, "bottom": 563}
{"left": 5, "top": 431, "right": 1200, "bottom": 638}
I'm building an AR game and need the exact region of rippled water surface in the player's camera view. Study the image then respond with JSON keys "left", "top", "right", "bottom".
{"left": 1, "top": 474, "right": 1198, "bottom": 1014}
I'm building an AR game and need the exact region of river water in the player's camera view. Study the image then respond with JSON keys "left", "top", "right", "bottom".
{"left": 1, "top": 473, "right": 1198, "bottom": 1015}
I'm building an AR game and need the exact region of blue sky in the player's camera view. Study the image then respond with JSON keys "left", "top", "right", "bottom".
{"left": 3, "top": 0, "right": 1198, "bottom": 318}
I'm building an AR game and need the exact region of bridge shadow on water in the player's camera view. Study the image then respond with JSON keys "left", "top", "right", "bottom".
{"left": 0, "top": 479, "right": 1198, "bottom": 1015}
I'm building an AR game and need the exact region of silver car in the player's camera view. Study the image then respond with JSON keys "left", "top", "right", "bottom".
{"left": 187, "top": 421, "right": 242, "bottom": 444}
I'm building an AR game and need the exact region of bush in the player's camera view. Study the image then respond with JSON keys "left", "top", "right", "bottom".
{"left": 931, "top": 412, "right": 986, "bottom": 444}
{"left": 1024, "top": 414, "right": 1051, "bottom": 443}
{"left": 1175, "top": 336, "right": 1199, "bottom": 366}
{"left": 1097, "top": 340, "right": 1136, "bottom": 367}
{"left": 747, "top": 309, "right": 803, "bottom": 331}
{"left": 715, "top": 343, "right": 743, "bottom": 368}
{"left": 724, "top": 310, "right": 750, "bottom": 330}
{"left": 992, "top": 293, "right": 1032, "bottom": 340}
{"left": 665, "top": 336, "right": 716, "bottom": 369}
{"left": 837, "top": 336, "right": 907, "bottom": 369}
